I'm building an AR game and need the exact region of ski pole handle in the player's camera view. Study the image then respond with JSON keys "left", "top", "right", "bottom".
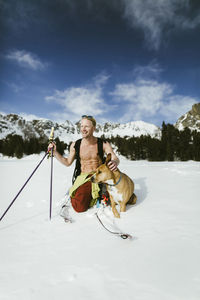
{"left": 47, "top": 127, "right": 55, "bottom": 158}
{"left": 49, "top": 127, "right": 54, "bottom": 142}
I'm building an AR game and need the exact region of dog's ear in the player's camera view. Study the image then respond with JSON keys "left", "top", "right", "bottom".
{"left": 105, "top": 153, "right": 112, "bottom": 165}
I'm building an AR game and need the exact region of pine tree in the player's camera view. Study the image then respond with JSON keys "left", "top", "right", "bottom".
{"left": 54, "top": 137, "right": 67, "bottom": 155}
{"left": 161, "top": 121, "right": 167, "bottom": 160}
{"left": 192, "top": 130, "right": 200, "bottom": 161}
{"left": 179, "top": 127, "right": 193, "bottom": 160}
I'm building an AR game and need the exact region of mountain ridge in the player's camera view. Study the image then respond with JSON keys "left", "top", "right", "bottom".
{"left": 0, "top": 113, "right": 161, "bottom": 143}
{"left": 175, "top": 103, "right": 200, "bottom": 132}
{"left": 1, "top": 103, "right": 200, "bottom": 143}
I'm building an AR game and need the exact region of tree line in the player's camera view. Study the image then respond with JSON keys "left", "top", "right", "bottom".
{"left": 103, "top": 122, "right": 200, "bottom": 161}
{"left": 0, "top": 122, "right": 200, "bottom": 161}
{"left": 0, "top": 135, "right": 67, "bottom": 159}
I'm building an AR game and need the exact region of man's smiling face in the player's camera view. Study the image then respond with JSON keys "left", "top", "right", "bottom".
{"left": 80, "top": 118, "right": 95, "bottom": 138}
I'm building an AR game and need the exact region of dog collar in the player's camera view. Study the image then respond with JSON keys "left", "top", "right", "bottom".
{"left": 106, "top": 172, "right": 122, "bottom": 187}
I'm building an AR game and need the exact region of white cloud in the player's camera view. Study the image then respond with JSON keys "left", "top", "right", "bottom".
{"left": 6, "top": 50, "right": 46, "bottom": 70}
{"left": 132, "top": 60, "right": 163, "bottom": 79}
{"left": 0, "top": 111, "right": 6, "bottom": 116}
{"left": 3, "top": 1, "right": 199, "bottom": 52}
{"left": 111, "top": 79, "right": 172, "bottom": 122}
{"left": 106, "top": 63, "right": 199, "bottom": 124}
{"left": 4, "top": 81, "right": 24, "bottom": 93}
{"left": 93, "top": 73, "right": 110, "bottom": 88}
{"left": 45, "top": 74, "right": 112, "bottom": 122}
{"left": 45, "top": 68, "right": 199, "bottom": 124}
{"left": 160, "top": 95, "right": 199, "bottom": 121}
{"left": 0, "top": 111, "right": 44, "bottom": 121}
{"left": 19, "top": 113, "right": 46, "bottom": 121}
{"left": 121, "top": 0, "right": 200, "bottom": 50}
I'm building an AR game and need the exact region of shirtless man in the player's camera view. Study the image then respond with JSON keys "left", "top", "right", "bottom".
{"left": 49, "top": 115, "right": 119, "bottom": 212}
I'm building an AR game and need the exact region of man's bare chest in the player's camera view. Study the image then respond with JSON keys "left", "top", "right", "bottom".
{"left": 80, "top": 143, "right": 98, "bottom": 161}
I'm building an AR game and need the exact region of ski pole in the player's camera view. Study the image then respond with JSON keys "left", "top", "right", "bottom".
{"left": 0, "top": 151, "right": 48, "bottom": 222}
{"left": 49, "top": 148, "right": 53, "bottom": 220}
{"left": 48, "top": 127, "right": 54, "bottom": 220}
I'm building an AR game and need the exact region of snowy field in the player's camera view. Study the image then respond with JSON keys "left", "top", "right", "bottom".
{"left": 0, "top": 154, "right": 200, "bottom": 300}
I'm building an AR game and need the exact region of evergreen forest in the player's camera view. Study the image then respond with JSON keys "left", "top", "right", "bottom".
{"left": 0, "top": 136, "right": 67, "bottom": 159}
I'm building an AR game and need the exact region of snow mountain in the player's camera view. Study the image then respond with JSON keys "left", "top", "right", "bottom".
{"left": 0, "top": 113, "right": 161, "bottom": 143}
{"left": 1, "top": 102, "right": 199, "bottom": 144}
{"left": 175, "top": 103, "right": 200, "bottom": 132}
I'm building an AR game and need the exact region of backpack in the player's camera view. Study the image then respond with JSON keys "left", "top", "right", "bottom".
{"left": 72, "top": 138, "right": 105, "bottom": 184}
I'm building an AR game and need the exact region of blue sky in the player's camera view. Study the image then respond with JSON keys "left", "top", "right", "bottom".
{"left": 0, "top": 0, "right": 200, "bottom": 126}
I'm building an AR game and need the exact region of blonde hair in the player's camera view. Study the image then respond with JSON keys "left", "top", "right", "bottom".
{"left": 81, "top": 115, "right": 96, "bottom": 127}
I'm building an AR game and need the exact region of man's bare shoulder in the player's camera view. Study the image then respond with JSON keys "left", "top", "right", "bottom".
{"left": 103, "top": 140, "right": 112, "bottom": 151}
{"left": 103, "top": 140, "right": 119, "bottom": 165}
{"left": 70, "top": 141, "right": 75, "bottom": 147}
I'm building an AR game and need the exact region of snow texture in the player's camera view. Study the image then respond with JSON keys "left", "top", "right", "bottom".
{"left": 0, "top": 154, "right": 200, "bottom": 300}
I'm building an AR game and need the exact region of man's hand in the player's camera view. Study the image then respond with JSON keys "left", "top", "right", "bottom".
{"left": 48, "top": 142, "right": 56, "bottom": 154}
{"left": 107, "top": 160, "right": 118, "bottom": 172}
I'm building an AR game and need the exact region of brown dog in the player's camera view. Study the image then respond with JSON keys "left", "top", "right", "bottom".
{"left": 91, "top": 153, "right": 137, "bottom": 218}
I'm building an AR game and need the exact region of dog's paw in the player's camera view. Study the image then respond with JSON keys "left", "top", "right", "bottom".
{"left": 114, "top": 211, "right": 120, "bottom": 218}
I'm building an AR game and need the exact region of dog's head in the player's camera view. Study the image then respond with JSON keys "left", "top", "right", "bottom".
{"left": 91, "top": 153, "right": 114, "bottom": 184}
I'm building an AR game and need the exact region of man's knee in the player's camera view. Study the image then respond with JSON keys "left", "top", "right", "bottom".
{"left": 71, "top": 196, "right": 89, "bottom": 212}
{"left": 71, "top": 181, "right": 92, "bottom": 213}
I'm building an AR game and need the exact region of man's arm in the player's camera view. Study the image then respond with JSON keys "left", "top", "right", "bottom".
{"left": 103, "top": 141, "right": 120, "bottom": 171}
{"left": 49, "top": 142, "right": 76, "bottom": 167}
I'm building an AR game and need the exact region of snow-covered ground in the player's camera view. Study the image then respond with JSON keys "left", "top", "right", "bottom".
{"left": 0, "top": 154, "right": 200, "bottom": 300}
